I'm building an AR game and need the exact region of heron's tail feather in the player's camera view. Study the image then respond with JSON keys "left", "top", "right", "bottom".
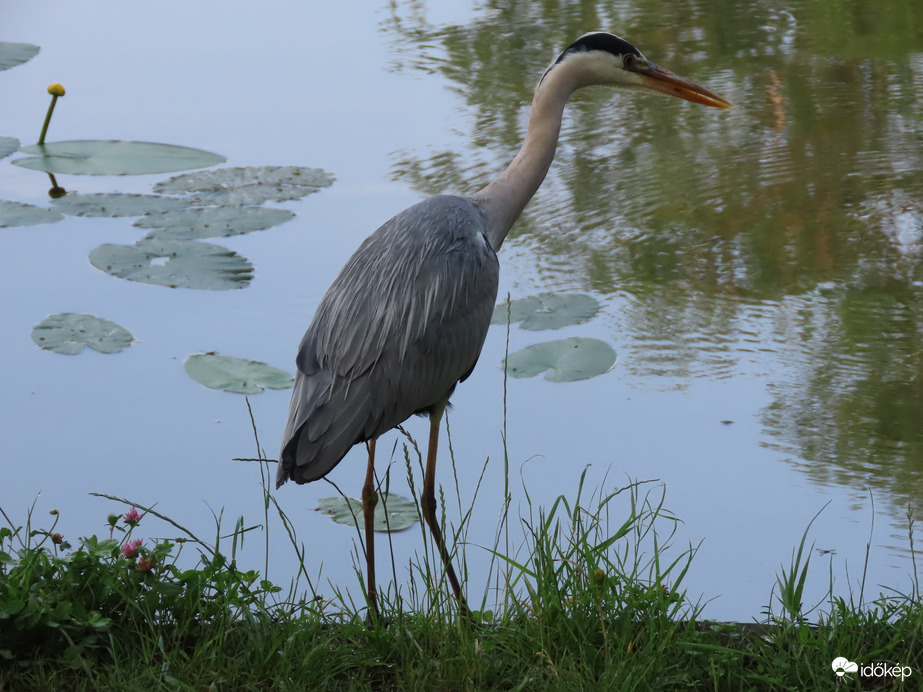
{"left": 277, "top": 370, "right": 376, "bottom": 487}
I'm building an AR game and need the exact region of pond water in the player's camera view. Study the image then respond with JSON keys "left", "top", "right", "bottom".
{"left": 2, "top": 0, "right": 921, "bottom": 622}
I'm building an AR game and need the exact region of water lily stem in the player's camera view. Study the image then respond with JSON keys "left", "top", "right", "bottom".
{"left": 38, "top": 97, "right": 58, "bottom": 146}
{"left": 38, "top": 84, "right": 65, "bottom": 146}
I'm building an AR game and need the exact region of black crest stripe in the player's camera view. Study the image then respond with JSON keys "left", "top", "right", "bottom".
{"left": 554, "top": 32, "right": 641, "bottom": 66}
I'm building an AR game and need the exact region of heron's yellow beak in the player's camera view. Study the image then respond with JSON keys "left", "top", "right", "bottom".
{"left": 634, "top": 60, "right": 731, "bottom": 109}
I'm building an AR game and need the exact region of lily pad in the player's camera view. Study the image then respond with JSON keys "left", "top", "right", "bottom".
{"left": 13, "top": 140, "right": 226, "bottom": 176}
{"left": 0, "top": 136, "right": 19, "bottom": 161}
{"left": 184, "top": 354, "right": 294, "bottom": 394}
{"left": 134, "top": 206, "right": 295, "bottom": 239}
{"left": 503, "top": 337, "right": 616, "bottom": 382}
{"left": 0, "top": 42, "right": 40, "bottom": 71}
{"left": 31, "top": 313, "right": 133, "bottom": 355}
{"left": 153, "top": 165, "right": 335, "bottom": 205}
{"left": 89, "top": 236, "right": 252, "bottom": 290}
{"left": 492, "top": 293, "right": 599, "bottom": 330}
{"left": 316, "top": 493, "right": 419, "bottom": 533}
{"left": 0, "top": 200, "right": 64, "bottom": 228}
{"left": 52, "top": 193, "right": 188, "bottom": 217}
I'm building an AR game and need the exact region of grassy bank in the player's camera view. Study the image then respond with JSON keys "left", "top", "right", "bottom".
{"left": 2, "top": 422, "right": 921, "bottom": 690}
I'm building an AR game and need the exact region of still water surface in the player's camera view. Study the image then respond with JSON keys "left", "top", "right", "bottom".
{"left": 1, "top": 0, "right": 921, "bottom": 620}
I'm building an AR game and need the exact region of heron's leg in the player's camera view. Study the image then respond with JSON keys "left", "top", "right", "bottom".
{"left": 420, "top": 402, "right": 470, "bottom": 616}
{"left": 362, "top": 438, "right": 379, "bottom": 624}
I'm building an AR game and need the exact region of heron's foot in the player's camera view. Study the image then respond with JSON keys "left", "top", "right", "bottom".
{"left": 456, "top": 597, "right": 474, "bottom": 626}
{"left": 364, "top": 605, "right": 390, "bottom": 630}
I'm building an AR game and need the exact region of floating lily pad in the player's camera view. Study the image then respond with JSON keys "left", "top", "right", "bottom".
{"left": 492, "top": 293, "right": 599, "bottom": 330}
{"left": 134, "top": 206, "right": 294, "bottom": 239}
{"left": 153, "top": 165, "right": 335, "bottom": 205}
{"left": 31, "top": 313, "right": 133, "bottom": 355}
{"left": 0, "top": 42, "right": 40, "bottom": 71}
{"left": 183, "top": 354, "right": 294, "bottom": 394}
{"left": 316, "top": 494, "right": 419, "bottom": 533}
{"left": 0, "top": 200, "right": 64, "bottom": 228}
{"left": 13, "top": 140, "right": 226, "bottom": 176}
{"left": 0, "top": 136, "right": 19, "bottom": 161}
{"left": 503, "top": 337, "right": 616, "bottom": 382}
{"left": 52, "top": 193, "right": 188, "bottom": 217}
{"left": 89, "top": 236, "right": 252, "bottom": 290}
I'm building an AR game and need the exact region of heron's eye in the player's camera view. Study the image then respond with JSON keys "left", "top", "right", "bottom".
{"left": 623, "top": 54, "right": 638, "bottom": 69}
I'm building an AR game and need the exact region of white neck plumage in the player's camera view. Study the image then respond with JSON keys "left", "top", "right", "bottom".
{"left": 470, "top": 49, "right": 635, "bottom": 250}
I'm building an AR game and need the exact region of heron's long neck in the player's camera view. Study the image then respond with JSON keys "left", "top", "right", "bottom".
{"left": 471, "top": 67, "right": 579, "bottom": 251}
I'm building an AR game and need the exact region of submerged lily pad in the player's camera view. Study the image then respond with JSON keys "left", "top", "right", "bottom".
{"left": 492, "top": 293, "right": 599, "bottom": 330}
{"left": 134, "top": 206, "right": 294, "bottom": 239}
{"left": 13, "top": 140, "right": 226, "bottom": 176}
{"left": 153, "top": 165, "right": 335, "bottom": 205}
{"left": 0, "top": 42, "right": 40, "bottom": 71}
{"left": 0, "top": 136, "right": 19, "bottom": 161}
{"left": 89, "top": 236, "right": 252, "bottom": 290}
{"left": 316, "top": 494, "right": 419, "bottom": 533}
{"left": 503, "top": 337, "right": 616, "bottom": 382}
{"left": 0, "top": 200, "right": 64, "bottom": 227}
{"left": 184, "top": 354, "right": 294, "bottom": 394}
{"left": 52, "top": 193, "right": 188, "bottom": 217}
{"left": 31, "top": 313, "right": 133, "bottom": 355}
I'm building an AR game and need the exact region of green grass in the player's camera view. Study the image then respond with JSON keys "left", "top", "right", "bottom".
{"left": 1, "top": 411, "right": 921, "bottom": 691}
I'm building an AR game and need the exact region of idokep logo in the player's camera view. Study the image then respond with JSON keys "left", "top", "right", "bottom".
{"left": 831, "top": 657, "right": 858, "bottom": 677}
{"left": 832, "top": 656, "right": 913, "bottom": 682}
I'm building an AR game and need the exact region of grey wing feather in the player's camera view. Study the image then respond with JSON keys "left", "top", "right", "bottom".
{"left": 278, "top": 195, "right": 499, "bottom": 486}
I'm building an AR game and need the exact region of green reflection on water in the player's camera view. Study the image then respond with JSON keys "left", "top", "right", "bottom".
{"left": 381, "top": 1, "right": 923, "bottom": 506}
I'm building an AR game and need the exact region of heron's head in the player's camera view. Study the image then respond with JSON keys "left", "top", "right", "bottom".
{"left": 542, "top": 32, "right": 731, "bottom": 109}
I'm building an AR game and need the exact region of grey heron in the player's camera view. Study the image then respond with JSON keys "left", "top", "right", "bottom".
{"left": 277, "top": 31, "right": 730, "bottom": 621}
